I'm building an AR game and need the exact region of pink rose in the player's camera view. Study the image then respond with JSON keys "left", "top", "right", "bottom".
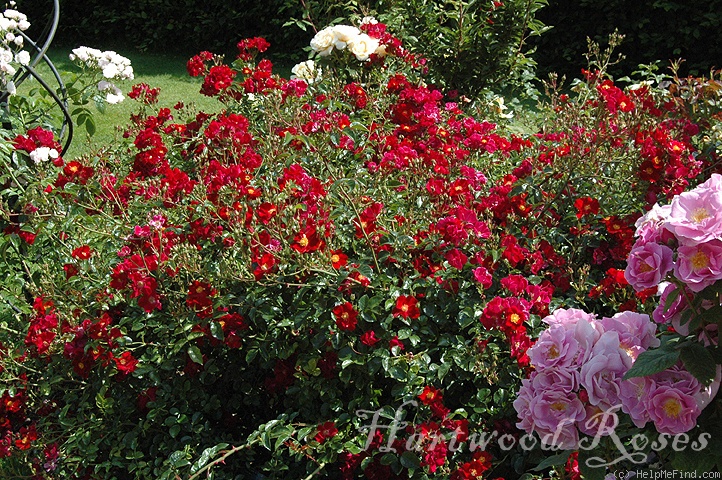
{"left": 624, "top": 242, "right": 674, "bottom": 291}
{"left": 664, "top": 175, "right": 722, "bottom": 246}
{"left": 530, "top": 368, "right": 579, "bottom": 393}
{"left": 578, "top": 402, "right": 618, "bottom": 437}
{"left": 542, "top": 308, "right": 597, "bottom": 328}
{"left": 513, "top": 379, "right": 535, "bottom": 434}
{"left": 528, "top": 387, "right": 586, "bottom": 449}
{"left": 619, "top": 376, "right": 656, "bottom": 428}
{"left": 652, "top": 282, "right": 689, "bottom": 325}
{"left": 528, "top": 324, "right": 580, "bottom": 369}
{"left": 580, "top": 331, "right": 632, "bottom": 406}
{"left": 634, "top": 203, "right": 673, "bottom": 243}
{"left": 600, "top": 311, "right": 660, "bottom": 352}
{"left": 645, "top": 384, "right": 700, "bottom": 434}
{"left": 673, "top": 240, "right": 722, "bottom": 292}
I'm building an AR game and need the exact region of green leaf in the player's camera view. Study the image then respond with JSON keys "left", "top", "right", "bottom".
{"left": 399, "top": 451, "right": 420, "bottom": 470}
{"left": 190, "top": 443, "right": 228, "bottom": 474}
{"left": 680, "top": 342, "right": 717, "bottom": 385}
{"left": 187, "top": 345, "right": 204, "bottom": 365}
{"left": 624, "top": 343, "right": 680, "bottom": 380}
{"left": 356, "top": 264, "right": 373, "bottom": 279}
{"left": 170, "top": 450, "right": 190, "bottom": 468}
{"left": 690, "top": 305, "right": 722, "bottom": 332}
{"left": 671, "top": 447, "right": 717, "bottom": 474}
{"left": 85, "top": 116, "right": 97, "bottom": 136}
{"left": 210, "top": 321, "right": 224, "bottom": 340}
{"left": 532, "top": 450, "right": 573, "bottom": 471}
{"left": 577, "top": 449, "right": 608, "bottom": 480}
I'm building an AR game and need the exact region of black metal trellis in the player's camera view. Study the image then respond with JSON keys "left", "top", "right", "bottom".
{"left": 0, "top": 0, "right": 73, "bottom": 156}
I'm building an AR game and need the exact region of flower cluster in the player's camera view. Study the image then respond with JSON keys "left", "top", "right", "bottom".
{"left": 0, "top": 6, "right": 30, "bottom": 94}
{"left": 12, "top": 125, "right": 63, "bottom": 164}
{"left": 625, "top": 174, "right": 722, "bottom": 344}
{"left": 514, "top": 307, "right": 718, "bottom": 449}
{"left": 290, "top": 59, "right": 321, "bottom": 84}
{"left": 309, "top": 17, "right": 409, "bottom": 63}
{"left": 69, "top": 46, "right": 134, "bottom": 103}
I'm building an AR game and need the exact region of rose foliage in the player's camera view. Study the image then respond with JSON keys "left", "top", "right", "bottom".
{"left": 1, "top": 17, "right": 722, "bottom": 480}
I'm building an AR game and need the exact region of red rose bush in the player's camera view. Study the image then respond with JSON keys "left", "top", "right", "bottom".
{"left": 1, "top": 16, "right": 722, "bottom": 480}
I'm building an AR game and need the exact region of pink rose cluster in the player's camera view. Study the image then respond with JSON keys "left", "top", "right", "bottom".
{"left": 514, "top": 308, "right": 718, "bottom": 449}
{"left": 625, "top": 173, "right": 722, "bottom": 344}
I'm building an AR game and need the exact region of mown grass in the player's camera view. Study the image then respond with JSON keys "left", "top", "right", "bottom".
{"left": 16, "top": 48, "right": 292, "bottom": 160}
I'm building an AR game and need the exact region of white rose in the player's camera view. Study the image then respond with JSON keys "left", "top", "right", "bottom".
{"left": 29, "top": 146, "right": 58, "bottom": 164}
{"left": 291, "top": 60, "right": 321, "bottom": 84}
{"left": 5, "top": 79, "right": 15, "bottom": 95}
{"left": 102, "top": 62, "right": 119, "bottom": 79}
{"left": 119, "top": 65, "right": 134, "bottom": 80}
{"left": 69, "top": 46, "right": 102, "bottom": 65}
{"left": 492, "top": 96, "right": 513, "bottom": 119}
{"left": 347, "top": 33, "right": 380, "bottom": 62}
{"left": 14, "top": 50, "right": 29, "bottom": 66}
{"left": 0, "top": 60, "right": 16, "bottom": 75}
{"left": 0, "top": 48, "right": 13, "bottom": 63}
{"left": 98, "top": 81, "right": 124, "bottom": 104}
{"left": 310, "top": 27, "right": 336, "bottom": 56}
{"left": 106, "top": 91, "right": 124, "bottom": 104}
{"left": 331, "top": 25, "right": 360, "bottom": 50}
{"left": 3, "top": 9, "right": 27, "bottom": 22}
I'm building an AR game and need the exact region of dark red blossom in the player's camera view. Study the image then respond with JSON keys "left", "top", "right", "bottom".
{"left": 360, "top": 330, "right": 380, "bottom": 347}
{"left": 393, "top": 295, "right": 420, "bottom": 319}
{"left": 201, "top": 65, "right": 236, "bottom": 97}
{"left": 14, "top": 425, "right": 37, "bottom": 450}
{"left": 237, "top": 37, "right": 271, "bottom": 61}
{"left": 71, "top": 245, "right": 93, "bottom": 260}
{"left": 114, "top": 351, "right": 139, "bottom": 374}
{"left": 418, "top": 386, "right": 442, "bottom": 405}
{"left": 330, "top": 250, "right": 348, "bottom": 269}
{"left": 389, "top": 336, "right": 404, "bottom": 352}
{"left": 480, "top": 296, "right": 529, "bottom": 337}
{"left": 128, "top": 83, "right": 160, "bottom": 104}
{"left": 137, "top": 386, "right": 158, "bottom": 412}
{"left": 186, "top": 281, "right": 217, "bottom": 318}
{"left": 315, "top": 421, "right": 338, "bottom": 443}
{"left": 344, "top": 82, "right": 368, "bottom": 109}
{"left": 451, "top": 451, "right": 493, "bottom": 479}
{"left": 291, "top": 226, "right": 325, "bottom": 254}
{"left": 253, "top": 252, "right": 277, "bottom": 279}
{"left": 333, "top": 302, "right": 358, "bottom": 331}
{"left": 63, "top": 263, "right": 79, "bottom": 279}
{"left": 574, "top": 196, "right": 600, "bottom": 219}
{"left": 355, "top": 202, "right": 384, "bottom": 238}
{"left": 186, "top": 51, "right": 214, "bottom": 76}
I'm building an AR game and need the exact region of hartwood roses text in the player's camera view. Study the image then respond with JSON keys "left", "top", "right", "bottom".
{"left": 356, "top": 401, "right": 711, "bottom": 468}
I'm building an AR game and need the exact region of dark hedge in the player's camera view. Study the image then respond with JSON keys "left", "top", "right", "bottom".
{"left": 17, "top": 0, "right": 722, "bottom": 83}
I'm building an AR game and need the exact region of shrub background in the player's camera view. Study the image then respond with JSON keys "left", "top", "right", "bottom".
{"left": 18, "top": 0, "right": 722, "bottom": 79}
{"left": 531, "top": 0, "right": 722, "bottom": 78}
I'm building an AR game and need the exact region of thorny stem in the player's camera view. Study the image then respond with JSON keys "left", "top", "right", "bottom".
{"left": 186, "top": 438, "right": 259, "bottom": 480}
